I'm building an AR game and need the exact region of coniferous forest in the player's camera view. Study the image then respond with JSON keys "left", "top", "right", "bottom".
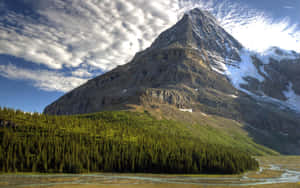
{"left": 0, "top": 107, "right": 259, "bottom": 174}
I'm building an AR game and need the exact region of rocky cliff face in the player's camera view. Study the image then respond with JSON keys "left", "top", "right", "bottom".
{"left": 44, "top": 8, "right": 300, "bottom": 154}
{"left": 44, "top": 47, "right": 236, "bottom": 115}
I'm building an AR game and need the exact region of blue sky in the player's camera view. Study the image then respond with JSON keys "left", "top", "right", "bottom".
{"left": 0, "top": 0, "right": 299, "bottom": 113}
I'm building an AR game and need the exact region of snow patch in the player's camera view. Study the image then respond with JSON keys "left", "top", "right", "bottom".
{"left": 207, "top": 51, "right": 228, "bottom": 74}
{"left": 280, "top": 132, "right": 289, "bottom": 136}
{"left": 225, "top": 49, "right": 265, "bottom": 89}
{"left": 228, "top": 94, "right": 238, "bottom": 98}
{"left": 259, "top": 65, "right": 269, "bottom": 78}
{"left": 209, "top": 49, "right": 265, "bottom": 89}
{"left": 225, "top": 43, "right": 231, "bottom": 53}
{"left": 283, "top": 82, "right": 300, "bottom": 112}
{"left": 179, "top": 109, "right": 193, "bottom": 113}
{"left": 209, "top": 48, "right": 300, "bottom": 112}
{"left": 257, "top": 47, "right": 299, "bottom": 64}
{"left": 200, "top": 112, "right": 208, "bottom": 116}
{"left": 211, "top": 66, "right": 225, "bottom": 75}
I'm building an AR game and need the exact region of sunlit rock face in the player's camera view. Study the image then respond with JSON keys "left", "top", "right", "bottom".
{"left": 44, "top": 8, "right": 300, "bottom": 155}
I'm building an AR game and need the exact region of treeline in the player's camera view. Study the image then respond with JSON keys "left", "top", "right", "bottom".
{"left": 0, "top": 107, "right": 258, "bottom": 174}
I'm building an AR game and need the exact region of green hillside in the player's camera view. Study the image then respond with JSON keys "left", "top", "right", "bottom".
{"left": 0, "top": 107, "right": 274, "bottom": 174}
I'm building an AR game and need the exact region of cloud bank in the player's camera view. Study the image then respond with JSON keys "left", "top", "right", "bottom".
{"left": 0, "top": 0, "right": 299, "bottom": 92}
{"left": 0, "top": 0, "right": 178, "bottom": 71}
{"left": 0, "top": 64, "right": 87, "bottom": 92}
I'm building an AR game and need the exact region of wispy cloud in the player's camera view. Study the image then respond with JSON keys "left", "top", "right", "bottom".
{"left": 283, "top": 6, "right": 294, "bottom": 9}
{"left": 0, "top": 0, "right": 299, "bottom": 92}
{"left": 0, "top": 0, "right": 179, "bottom": 92}
{"left": 0, "top": 0, "right": 179, "bottom": 72}
{"left": 71, "top": 68, "right": 93, "bottom": 78}
{"left": 0, "top": 64, "right": 87, "bottom": 92}
{"left": 178, "top": 0, "right": 300, "bottom": 52}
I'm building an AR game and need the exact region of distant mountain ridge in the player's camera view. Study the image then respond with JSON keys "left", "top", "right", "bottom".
{"left": 44, "top": 8, "right": 300, "bottom": 154}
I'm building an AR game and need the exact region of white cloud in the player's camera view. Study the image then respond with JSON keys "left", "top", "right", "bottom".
{"left": 0, "top": 0, "right": 299, "bottom": 92}
{"left": 0, "top": 64, "right": 87, "bottom": 92}
{"left": 0, "top": 0, "right": 179, "bottom": 92}
{"left": 0, "top": 0, "right": 179, "bottom": 72}
{"left": 283, "top": 6, "right": 294, "bottom": 9}
{"left": 71, "top": 68, "right": 93, "bottom": 78}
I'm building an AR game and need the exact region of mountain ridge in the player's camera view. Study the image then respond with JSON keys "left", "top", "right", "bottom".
{"left": 44, "top": 8, "right": 300, "bottom": 154}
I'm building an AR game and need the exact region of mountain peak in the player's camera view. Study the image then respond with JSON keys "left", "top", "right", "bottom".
{"left": 150, "top": 8, "right": 242, "bottom": 70}
{"left": 185, "top": 8, "right": 218, "bottom": 25}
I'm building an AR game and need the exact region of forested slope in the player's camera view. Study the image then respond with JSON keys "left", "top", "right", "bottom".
{"left": 0, "top": 107, "right": 261, "bottom": 174}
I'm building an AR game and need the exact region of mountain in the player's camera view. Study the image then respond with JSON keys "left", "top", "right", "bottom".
{"left": 44, "top": 8, "right": 300, "bottom": 154}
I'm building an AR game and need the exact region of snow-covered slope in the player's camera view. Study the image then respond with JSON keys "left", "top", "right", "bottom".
{"left": 257, "top": 47, "right": 300, "bottom": 64}
{"left": 209, "top": 47, "right": 300, "bottom": 112}
{"left": 283, "top": 82, "right": 300, "bottom": 112}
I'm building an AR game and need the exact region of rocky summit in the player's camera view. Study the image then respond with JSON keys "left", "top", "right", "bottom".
{"left": 44, "top": 8, "right": 300, "bottom": 154}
